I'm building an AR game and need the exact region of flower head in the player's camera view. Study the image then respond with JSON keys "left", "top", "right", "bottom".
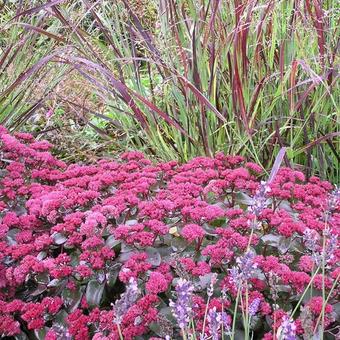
{"left": 181, "top": 224, "right": 205, "bottom": 243}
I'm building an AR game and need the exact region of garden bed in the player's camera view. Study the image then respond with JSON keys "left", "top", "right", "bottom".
{"left": 0, "top": 127, "right": 339, "bottom": 339}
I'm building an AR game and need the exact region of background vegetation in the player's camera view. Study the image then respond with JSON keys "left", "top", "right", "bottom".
{"left": 0, "top": 0, "right": 339, "bottom": 181}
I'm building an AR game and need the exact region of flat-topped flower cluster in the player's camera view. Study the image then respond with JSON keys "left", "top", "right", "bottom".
{"left": 0, "top": 126, "right": 339, "bottom": 339}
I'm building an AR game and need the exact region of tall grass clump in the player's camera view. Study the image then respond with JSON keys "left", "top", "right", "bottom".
{"left": 0, "top": 127, "right": 339, "bottom": 339}
{"left": 0, "top": 0, "right": 339, "bottom": 180}
{"left": 0, "top": 1, "right": 67, "bottom": 128}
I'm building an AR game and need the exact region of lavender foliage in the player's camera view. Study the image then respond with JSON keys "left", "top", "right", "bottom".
{"left": 323, "top": 228, "right": 337, "bottom": 264}
{"left": 221, "top": 311, "right": 231, "bottom": 335}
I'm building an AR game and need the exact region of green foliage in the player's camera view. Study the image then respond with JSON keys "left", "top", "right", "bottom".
{"left": 0, "top": 0, "right": 339, "bottom": 181}
{"left": 0, "top": 1, "right": 67, "bottom": 127}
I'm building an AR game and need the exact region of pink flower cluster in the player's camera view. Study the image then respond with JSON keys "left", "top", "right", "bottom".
{"left": 0, "top": 126, "right": 339, "bottom": 338}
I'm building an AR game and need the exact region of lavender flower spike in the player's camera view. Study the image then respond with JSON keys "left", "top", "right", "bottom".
{"left": 248, "top": 298, "right": 261, "bottom": 317}
{"left": 112, "top": 277, "right": 139, "bottom": 324}
{"left": 207, "top": 307, "right": 221, "bottom": 340}
{"left": 323, "top": 228, "right": 338, "bottom": 264}
{"left": 277, "top": 316, "right": 297, "bottom": 340}
{"left": 327, "top": 186, "right": 340, "bottom": 212}
{"left": 202, "top": 308, "right": 231, "bottom": 340}
{"left": 248, "top": 180, "right": 271, "bottom": 218}
{"left": 230, "top": 251, "right": 258, "bottom": 287}
{"left": 303, "top": 228, "right": 319, "bottom": 253}
{"left": 169, "top": 278, "right": 194, "bottom": 331}
{"left": 207, "top": 273, "right": 218, "bottom": 297}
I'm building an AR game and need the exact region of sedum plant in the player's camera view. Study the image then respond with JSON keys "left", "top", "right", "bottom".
{"left": 0, "top": 127, "right": 339, "bottom": 339}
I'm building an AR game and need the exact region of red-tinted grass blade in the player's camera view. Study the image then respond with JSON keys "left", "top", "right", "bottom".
{"left": 129, "top": 89, "right": 195, "bottom": 144}
{"left": 240, "top": 0, "right": 256, "bottom": 76}
{"left": 10, "top": 99, "right": 44, "bottom": 129}
{"left": 305, "top": 0, "right": 326, "bottom": 67}
{"left": 279, "top": 41, "right": 285, "bottom": 82}
{"left": 19, "top": 23, "right": 66, "bottom": 43}
{"left": 120, "top": 0, "right": 163, "bottom": 62}
{"left": 268, "top": 147, "right": 287, "bottom": 184}
{"left": 168, "top": 0, "right": 189, "bottom": 79}
{"left": 12, "top": 0, "right": 67, "bottom": 19}
{"left": 191, "top": 23, "right": 202, "bottom": 91}
{"left": 0, "top": 53, "right": 58, "bottom": 99}
{"left": 289, "top": 60, "right": 298, "bottom": 112}
{"left": 232, "top": 49, "right": 249, "bottom": 133}
{"left": 248, "top": 76, "right": 266, "bottom": 129}
{"left": 298, "top": 132, "right": 340, "bottom": 152}
{"left": 69, "top": 57, "right": 149, "bottom": 128}
{"left": 82, "top": 0, "right": 123, "bottom": 59}
{"left": 177, "top": 76, "right": 228, "bottom": 124}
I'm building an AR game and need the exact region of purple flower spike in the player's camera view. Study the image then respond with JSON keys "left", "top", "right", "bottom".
{"left": 199, "top": 333, "right": 208, "bottom": 340}
{"left": 303, "top": 228, "right": 319, "bottom": 253}
{"left": 304, "top": 227, "right": 338, "bottom": 267}
{"left": 248, "top": 181, "right": 270, "bottom": 218}
{"left": 112, "top": 278, "right": 139, "bottom": 324}
{"left": 323, "top": 228, "right": 338, "bottom": 264}
{"left": 327, "top": 186, "right": 340, "bottom": 212}
{"left": 230, "top": 251, "right": 258, "bottom": 286}
{"left": 221, "top": 311, "right": 231, "bottom": 335}
{"left": 207, "top": 273, "right": 218, "bottom": 297}
{"left": 248, "top": 298, "right": 261, "bottom": 317}
{"left": 202, "top": 309, "right": 231, "bottom": 340}
{"left": 169, "top": 278, "right": 194, "bottom": 330}
{"left": 207, "top": 307, "right": 221, "bottom": 340}
{"left": 277, "top": 316, "right": 297, "bottom": 340}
